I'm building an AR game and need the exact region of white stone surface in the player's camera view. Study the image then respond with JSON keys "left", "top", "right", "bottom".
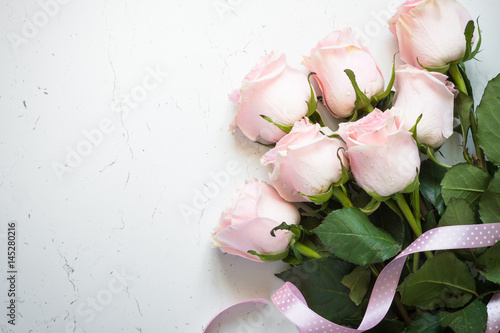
{"left": 0, "top": 0, "right": 499, "bottom": 332}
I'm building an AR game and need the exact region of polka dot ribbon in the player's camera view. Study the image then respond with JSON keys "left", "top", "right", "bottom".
{"left": 204, "top": 223, "right": 500, "bottom": 333}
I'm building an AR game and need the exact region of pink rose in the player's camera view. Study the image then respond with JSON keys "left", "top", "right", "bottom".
{"left": 211, "top": 179, "right": 300, "bottom": 262}
{"left": 230, "top": 51, "right": 311, "bottom": 143}
{"left": 392, "top": 65, "right": 457, "bottom": 148}
{"left": 337, "top": 109, "right": 420, "bottom": 197}
{"left": 261, "top": 118, "right": 348, "bottom": 202}
{"left": 302, "top": 28, "right": 385, "bottom": 118}
{"left": 388, "top": 0, "right": 473, "bottom": 69}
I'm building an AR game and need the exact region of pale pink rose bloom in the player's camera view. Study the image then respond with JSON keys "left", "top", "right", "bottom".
{"left": 230, "top": 51, "right": 311, "bottom": 143}
{"left": 302, "top": 28, "right": 385, "bottom": 118}
{"left": 392, "top": 65, "right": 457, "bottom": 148}
{"left": 211, "top": 179, "right": 300, "bottom": 262}
{"left": 261, "top": 118, "right": 348, "bottom": 202}
{"left": 337, "top": 109, "right": 420, "bottom": 197}
{"left": 388, "top": 0, "right": 473, "bottom": 69}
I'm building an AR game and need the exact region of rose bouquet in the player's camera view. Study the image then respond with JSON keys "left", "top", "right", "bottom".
{"left": 207, "top": 0, "right": 500, "bottom": 332}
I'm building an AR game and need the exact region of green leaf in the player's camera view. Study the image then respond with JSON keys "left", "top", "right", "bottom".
{"left": 477, "top": 73, "right": 500, "bottom": 164}
{"left": 438, "top": 198, "right": 476, "bottom": 227}
{"left": 423, "top": 210, "right": 438, "bottom": 233}
{"left": 419, "top": 159, "right": 447, "bottom": 215}
{"left": 374, "top": 90, "right": 395, "bottom": 112}
{"left": 440, "top": 163, "right": 491, "bottom": 205}
{"left": 476, "top": 241, "right": 500, "bottom": 284}
{"left": 438, "top": 300, "right": 487, "bottom": 333}
{"left": 479, "top": 191, "right": 500, "bottom": 224}
{"left": 366, "top": 319, "right": 407, "bottom": 333}
{"left": 476, "top": 278, "right": 500, "bottom": 298}
{"left": 479, "top": 169, "right": 500, "bottom": 223}
{"left": 260, "top": 115, "right": 294, "bottom": 133}
{"left": 453, "top": 90, "right": 473, "bottom": 148}
{"left": 437, "top": 199, "right": 482, "bottom": 261}
{"left": 314, "top": 208, "right": 401, "bottom": 265}
{"left": 371, "top": 203, "right": 406, "bottom": 246}
{"left": 276, "top": 257, "right": 362, "bottom": 325}
{"left": 487, "top": 169, "right": 500, "bottom": 192}
{"left": 404, "top": 313, "right": 443, "bottom": 333}
{"left": 397, "top": 252, "right": 477, "bottom": 309}
{"left": 341, "top": 266, "right": 371, "bottom": 306}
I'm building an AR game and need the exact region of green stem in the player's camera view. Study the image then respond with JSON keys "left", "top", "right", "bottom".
{"left": 470, "top": 112, "right": 487, "bottom": 170}
{"left": 331, "top": 187, "right": 353, "bottom": 208}
{"left": 393, "top": 193, "right": 422, "bottom": 235}
{"left": 369, "top": 265, "right": 380, "bottom": 278}
{"left": 392, "top": 193, "right": 433, "bottom": 259}
{"left": 394, "top": 293, "right": 412, "bottom": 325}
{"left": 412, "top": 252, "right": 420, "bottom": 273}
{"left": 449, "top": 63, "right": 467, "bottom": 94}
{"left": 294, "top": 242, "right": 322, "bottom": 259}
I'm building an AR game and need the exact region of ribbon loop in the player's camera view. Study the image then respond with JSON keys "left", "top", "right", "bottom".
{"left": 205, "top": 223, "right": 500, "bottom": 333}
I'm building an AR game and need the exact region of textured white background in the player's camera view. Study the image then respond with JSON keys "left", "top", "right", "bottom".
{"left": 0, "top": 0, "right": 499, "bottom": 332}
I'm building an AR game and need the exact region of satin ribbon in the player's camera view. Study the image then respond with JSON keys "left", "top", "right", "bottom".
{"left": 204, "top": 223, "right": 500, "bottom": 333}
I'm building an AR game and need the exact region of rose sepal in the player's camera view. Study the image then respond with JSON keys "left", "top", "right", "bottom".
{"left": 299, "top": 186, "right": 334, "bottom": 204}
{"left": 416, "top": 58, "right": 450, "bottom": 74}
{"left": 462, "top": 19, "right": 482, "bottom": 63}
{"left": 260, "top": 115, "right": 294, "bottom": 133}
{"left": 247, "top": 248, "right": 290, "bottom": 262}
{"left": 372, "top": 54, "right": 397, "bottom": 104}
{"left": 344, "top": 69, "right": 373, "bottom": 114}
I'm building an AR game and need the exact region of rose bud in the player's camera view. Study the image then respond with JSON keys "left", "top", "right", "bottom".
{"left": 261, "top": 118, "right": 349, "bottom": 202}
{"left": 230, "top": 51, "right": 311, "bottom": 143}
{"left": 388, "top": 0, "right": 473, "bottom": 69}
{"left": 302, "top": 28, "right": 384, "bottom": 118}
{"left": 337, "top": 109, "right": 420, "bottom": 198}
{"left": 211, "top": 179, "right": 300, "bottom": 262}
{"left": 392, "top": 65, "right": 458, "bottom": 148}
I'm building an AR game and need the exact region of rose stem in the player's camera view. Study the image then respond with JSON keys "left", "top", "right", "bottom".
{"left": 412, "top": 252, "right": 420, "bottom": 273}
{"left": 331, "top": 187, "right": 353, "bottom": 208}
{"left": 448, "top": 63, "right": 486, "bottom": 170}
{"left": 392, "top": 193, "right": 433, "bottom": 259}
{"left": 448, "top": 63, "right": 467, "bottom": 93}
{"left": 294, "top": 242, "right": 322, "bottom": 259}
{"left": 394, "top": 293, "right": 412, "bottom": 325}
{"left": 369, "top": 264, "right": 411, "bottom": 323}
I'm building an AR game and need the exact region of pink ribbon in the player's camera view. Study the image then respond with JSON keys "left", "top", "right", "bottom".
{"left": 204, "top": 223, "right": 500, "bottom": 333}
